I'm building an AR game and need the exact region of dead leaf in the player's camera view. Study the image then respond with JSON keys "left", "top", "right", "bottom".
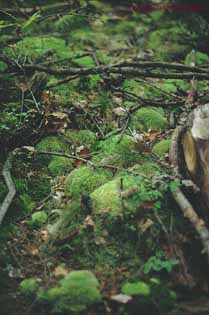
{"left": 53, "top": 265, "right": 68, "bottom": 277}
{"left": 138, "top": 218, "right": 154, "bottom": 233}
{"left": 27, "top": 244, "right": 39, "bottom": 256}
{"left": 113, "top": 107, "right": 126, "bottom": 116}
{"left": 111, "top": 294, "right": 132, "bottom": 304}
{"left": 83, "top": 215, "right": 95, "bottom": 228}
{"left": 95, "top": 236, "right": 107, "bottom": 245}
{"left": 145, "top": 130, "right": 161, "bottom": 141}
{"left": 40, "top": 229, "right": 49, "bottom": 242}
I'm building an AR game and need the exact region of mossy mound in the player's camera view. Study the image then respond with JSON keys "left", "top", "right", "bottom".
{"left": 146, "top": 24, "right": 191, "bottom": 61}
{"left": 93, "top": 134, "right": 142, "bottom": 167}
{"left": 131, "top": 162, "right": 161, "bottom": 177}
{"left": 28, "top": 211, "right": 48, "bottom": 228}
{"left": 122, "top": 281, "right": 151, "bottom": 297}
{"left": 48, "top": 156, "right": 73, "bottom": 176}
{"left": 91, "top": 174, "right": 157, "bottom": 217}
{"left": 35, "top": 136, "right": 69, "bottom": 165}
{"left": 64, "top": 129, "right": 97, "bottom": 148}
{"left": 36, "top": 136, "right": 69, "bottom": 153}
{"left": 45, "top": 270, "right": 101, "bottom": 313}
{"left": 130, "top": 107, "right": 168, "bottom": 131}
{"left": 152, "top": 139, "right": 171, "bottom": 157}
{"left": 65, "top": 166, "right": 112, "bottom": 198}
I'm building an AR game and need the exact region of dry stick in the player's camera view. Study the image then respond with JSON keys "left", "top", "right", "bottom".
{"left": 0, "top": 152, "right": 16, "bottom": 224}
{"left": 21, "top": 147, "right": 149, "bottom": 178}
{"left": 169, "top": 127, "right": 209, "bottom": 262}
{"left": 113, "top": 61, "right": 209, "bottom": 74}
{"left": 2, "top": 55, "right": 209, "bottom": 80}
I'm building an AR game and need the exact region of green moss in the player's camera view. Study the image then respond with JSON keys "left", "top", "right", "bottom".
{"left": 0, "top": 112, "right": 18, "bottom": 134}
{"left": 122, "top": 281, "right": 151, "bottom": 296}
{"left": 94, "top": 134, "right": 142, "bottom": 167}
{"left": 36, "top": 136, "right": 68, "bottom": 153}
{"left": 64, "top": 129, "right": 97, "bottom": 148}
{"left": 29, "top": 211, "right": 48, "bottom": 228}
{"left": 65, "top": 166, "right": 112, "bottom": 198}
{"left": 19, "top": 194, "right": 35, "bottom": 214}
{"left": 45, "top": 270, "right": 101, "bottom": 313}
{"left": 146, "top": 24, "right": 191, "bottom": 61}
{"left": 55, "top": 14, "right": 89, "bottom": 33}
{"left": 131, "top": 162, "right": 161, "bottom": 177}
{"left": 4, "top": 36, "right": 71, "bottom": 60}
{"left": 185, "top": 51, "right": 209, "bottom": 66}
{"left": 35, "top": 136, "right": 69, "bottom": 165}
{"left": 130, "top": 107, "right": 167, "bottom": 131}
{"left": 91, "top": 174, "right": 158, "bottom": 217}
{"left": 152, "top": 139, "right": 171, "bottom": 157}
{"left": 91, "top": 179, "right": 122, "bottom": 216}
{"left": 0, "top": 61, "right": 8, "bottom": 72}
{"left": 48, "top": 156, "right": 73, "bottom": 176}
{"left": 20, "top": 278, "right": 39, "bottom": 296}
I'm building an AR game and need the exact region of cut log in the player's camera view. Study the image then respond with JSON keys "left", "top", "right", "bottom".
{"left": 183, "top": 104, "right": 209, "bottom": 212}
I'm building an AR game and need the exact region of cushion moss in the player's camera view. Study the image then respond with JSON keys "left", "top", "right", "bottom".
{"left": 152, "top": 139, "right": 171, "bottom": 157}
{"left": 130, "top": 107, "right": 167, "bottom": 131}
{"left": 122, "top": 281, "right": 151, "bottom": 297}
{"left": 65, "top": 166, "right": 112, "bottom": 198}
{"left": 45, "top": 270, "right": 101, "bottom": 313}
{"left": 64, "top": 129, "right": 97, "bottom": 148}
{"left": 48, "top": 156, "right": 73, "bottom": 176}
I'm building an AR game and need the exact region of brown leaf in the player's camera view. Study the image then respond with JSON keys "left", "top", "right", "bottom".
{"left": 138, "top": 218, "right": 154, "bottom": 233}
{"left": 53, "top": 265, "right": 69, "bottom": 277}
{"left": 27, "top": 244, "right": 39, "bottom": 256}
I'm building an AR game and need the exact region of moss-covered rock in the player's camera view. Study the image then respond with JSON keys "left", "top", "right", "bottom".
{"left": 45, "top": 270, "right": 101, "bottom": 313}
{"left": 65, "top": 166, "right": 112, "bottom": 198}
{"left": 64, "top": 129, "right": 97, "bottom": 148}
{"left": 130, "top": 107, "right": 167, "bottom": 131}
{"left": 91, "top": 174, "right": 158, "bottom": 217}
{"left": 152, "top": 139, "right": 171, "bottom": 157}
{"left": 48, "top": 156, "right": 73, "bottom": 176}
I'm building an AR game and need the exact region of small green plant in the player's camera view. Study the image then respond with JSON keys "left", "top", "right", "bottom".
{"left": 121, "top": 278, "right": 178, "bottom": 315}
{"left": 20, "top": 278, "right": 39, "bottom": 296}
{"left": 144, "top": 251, "right": 178, "bottom": 274}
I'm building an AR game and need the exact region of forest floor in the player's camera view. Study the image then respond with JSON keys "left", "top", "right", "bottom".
{"left": 1, "top": 1, "right": 209, "bottom": 315}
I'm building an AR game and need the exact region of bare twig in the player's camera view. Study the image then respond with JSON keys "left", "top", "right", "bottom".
{"left": 0, "top": 152, "right": 16, "bottom": 224}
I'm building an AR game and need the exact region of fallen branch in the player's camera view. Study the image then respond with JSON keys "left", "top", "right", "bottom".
{"left": 172, "top": 186, "right": 209, "bottom": 262}
{"left": 2, "top": 55, "right": 209, "bottom": 81}
{"left": 0, "top": 152, "right": 16, "bottom": 224}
